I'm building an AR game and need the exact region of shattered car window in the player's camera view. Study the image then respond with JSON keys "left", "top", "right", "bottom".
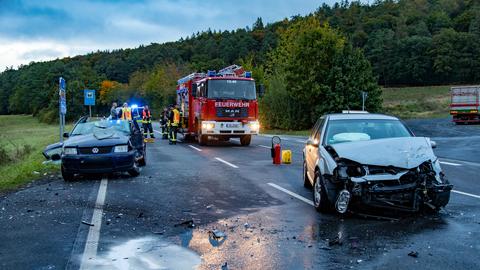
{"left": 70, "top": 120, "right": 131, "bottom": 136}
{"left": 325, "top": 119, "right": 411, "bottom": 145}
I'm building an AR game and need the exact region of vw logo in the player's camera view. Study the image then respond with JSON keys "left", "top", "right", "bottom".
{"left": 92, "top": 147, "right": 99, "bottom": 154}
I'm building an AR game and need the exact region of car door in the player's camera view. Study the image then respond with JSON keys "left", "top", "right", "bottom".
{"left": 130, "top": 120, "right": 144, "bottom": 152}
{"left": 306, "top": 117, "right": 324, "bottom": 180}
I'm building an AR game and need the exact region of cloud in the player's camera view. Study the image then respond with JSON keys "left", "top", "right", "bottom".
{"left": 0, "top": 0, "right": 336, "bottom": 69}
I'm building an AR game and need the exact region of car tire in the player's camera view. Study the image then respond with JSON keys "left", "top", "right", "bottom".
{"left": 240, "top": 135, "right": 251, "bottom": 146}
{"left": 313, "top": 172, "right": 332, "bottom": 213}
{"left": 61, "top": 166, "right": 75, "bottom": 182}
{"left": 128, "top": 160, "right": 141, "bottom": 177}
{"left": 303, "top": 161, "right": 312, "bottom": 188}
{"left": 139, "top": 150, "right": 146, "bottom": 167}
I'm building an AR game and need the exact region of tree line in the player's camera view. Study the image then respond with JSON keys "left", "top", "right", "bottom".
{"left": 0, "top": 0, "right": 479, "bottom": 129}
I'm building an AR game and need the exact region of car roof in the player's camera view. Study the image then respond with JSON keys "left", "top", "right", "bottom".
{"left": 327, "top": 113, "right": 400, "bottom": 121}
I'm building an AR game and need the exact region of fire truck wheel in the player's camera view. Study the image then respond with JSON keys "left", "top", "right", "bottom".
{"left": 240, "top": 135, "right": 251, "bottom": 146}
{"left": 198, "top": 134, "right": 208, "bottom": 146}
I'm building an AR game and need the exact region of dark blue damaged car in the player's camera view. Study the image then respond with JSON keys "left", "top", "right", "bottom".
{"left": 43, "top": 117, "right": 146, "bottom": 181}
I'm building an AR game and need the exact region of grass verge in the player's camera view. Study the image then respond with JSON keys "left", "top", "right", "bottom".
{"left": 382, "top": 85, "right": 451, "bottom": 119}
{"left": 0, "top": 115, "right": 70, "bottom": 191}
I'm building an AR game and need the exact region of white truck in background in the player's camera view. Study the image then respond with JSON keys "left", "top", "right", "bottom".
{"left": 450, "top": 86, "right": 480, "bottom": 124}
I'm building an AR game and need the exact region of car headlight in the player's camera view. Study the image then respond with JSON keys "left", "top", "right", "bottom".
{"left": 336, "top": 166, "right": 349, "bottom": 179}
{"left": 114, "top": 145, "right": 128, "bottom": 153}
{"left": 250, "top": 121, "right": 260, "bottom": 131}
{"left": 64, "top": 147, "right": 77, "bottom": 155}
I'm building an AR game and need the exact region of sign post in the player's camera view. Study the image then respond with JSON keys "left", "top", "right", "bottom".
{"left": 84, "top": 89, "right": 96, "bottom": 117}
{"left": 59, "top": 77, "right": 66, "bottom": 143}
{"left": 361, "top": 91, "right": 368, "bottom": 111}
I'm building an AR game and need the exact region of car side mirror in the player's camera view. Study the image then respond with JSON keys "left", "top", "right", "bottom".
{"left": 430, "top": 140, "right": 437, "bottom": 149}
{"left": 307, "top": 138, "right": 319, "bottom": 147}
{"left": 192, "top": 84, "right": 197, "bottom": 97}
{"left": 51, "top": 153, "right": 61, "bottom": 161}
{"left": 63, "top": 132, "right": 70, "bottom": 138}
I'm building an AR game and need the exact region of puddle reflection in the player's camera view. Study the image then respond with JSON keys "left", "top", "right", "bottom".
{"left": 85, "top": 237, "right": 201, "bottom": 269}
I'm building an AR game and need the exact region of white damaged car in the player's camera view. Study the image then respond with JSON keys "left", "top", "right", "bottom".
{"left": 303, "top": 113, "right": 452, "bottom": 214}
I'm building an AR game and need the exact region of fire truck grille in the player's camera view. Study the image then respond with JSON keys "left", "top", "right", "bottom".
{"left": 216, "top": 107, "right": 248, "bottom": 118}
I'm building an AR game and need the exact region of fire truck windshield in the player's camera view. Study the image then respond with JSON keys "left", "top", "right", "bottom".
{"left": 207, "top": 80, "right": 256, "bottom": 100}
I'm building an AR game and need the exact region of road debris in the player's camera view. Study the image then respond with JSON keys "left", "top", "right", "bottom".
{"left": 408, "top": 251, "right": 419, "bottom": 258}
{"left": 328, "top": 234, "right": 343, "bottom": 246}
{"left": 81, "top": 221, "right": 94, "bottom": 226}
{"left": 175, "top": 219, "right": 195, "bottom": 228}
{"left": 209, "top": 229, "right": 226, "bottom": 240}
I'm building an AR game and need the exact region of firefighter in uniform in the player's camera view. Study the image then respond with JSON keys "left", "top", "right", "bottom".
{"left": 121, "top": 103, "right": 132, "bottom": 120}
{"left": 160, "top": 107, "right": 169, "bottom": 139}
{"left": 142, "top": 105, "right": 155, "bottom": 138}
{"left": 169, "top": 104, "right": 180, "bottom": 145}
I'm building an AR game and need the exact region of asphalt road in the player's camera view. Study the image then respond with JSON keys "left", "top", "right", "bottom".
{"left": 0, "top": 118, "right": 479, "bottom": 270}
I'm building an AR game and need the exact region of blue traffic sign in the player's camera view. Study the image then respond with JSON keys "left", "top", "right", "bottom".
{"left": 59, "top": 77, "right": 66, "bottom": 115}
{"left": 84, "top": 89, "right": 96, "bottom": 106}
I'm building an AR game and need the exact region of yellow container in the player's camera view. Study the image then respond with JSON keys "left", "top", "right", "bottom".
{"left": 282, "top": 150, "right": 292, "bottom": 164}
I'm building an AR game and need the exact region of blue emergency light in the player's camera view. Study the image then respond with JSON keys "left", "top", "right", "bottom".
{"left": 207, "top": 70, "right": 216, "bottom": 77}
{"left": 245, "top": 71, "right": 252, "bottom": 78}
{"left": 131, "top": 104, "right": 138, "bottom": 109}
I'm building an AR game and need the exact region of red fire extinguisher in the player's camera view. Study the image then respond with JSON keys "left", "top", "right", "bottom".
{"left": 271, "top": 136, "right": 281, "bottom": 165}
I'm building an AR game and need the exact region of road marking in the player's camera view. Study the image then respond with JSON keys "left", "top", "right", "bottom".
{"left": 439, "top": 157, "right": 480, "bottom": 167}
{"left": 188, "top": 145, "right": 202, "bottom": 152}
{"left": 452, "top": 190, "right": 480, "bottom": 199}
{"left": 79, "top": 179, "right": 108, "bottom": 269}
{"left": 267, "top": 183, "right": 314, "bottom": 206}
{"left": 439, "top": 161, "right": 462, "bottom": 166}
{"left": 215, "top": 157, "right": 239, "bottom": 168}
{"left": 154, "top": 130, "right": 162, "bottom": 134}
{"left": 258, "top": 145, "right": 271, "bottom": 149}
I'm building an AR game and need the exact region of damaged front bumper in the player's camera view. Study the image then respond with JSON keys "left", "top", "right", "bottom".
{"left": 329, "top": 161, "right": 453, "bottom": 213}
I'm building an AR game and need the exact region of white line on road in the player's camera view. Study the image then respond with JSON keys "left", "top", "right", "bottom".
{"left": 439, "top": 161, "right": 462, "bottom": 166}
{"left": 188, "top": 145, "right": 202, "bottom": 152}
{"left": 215, "top": 157, "right": 239, "bottom": 168}
{"left": 452, "top": 190, "right": 480, "bottom": 199}
{"left": 258, "top": 145, "right": 271, "bottom": 149}
{"left": 79, "top": 179, "right": 108, "bottom": 270}
{"left": 154, "top": 130, "right": 162, "bottom": 134}
{"left": 267, "top": 183, "right": 314, "bottom": 206}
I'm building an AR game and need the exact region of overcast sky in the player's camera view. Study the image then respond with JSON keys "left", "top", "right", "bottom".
{"left": 0, "top": 0, "right": 340, "bottom": 70}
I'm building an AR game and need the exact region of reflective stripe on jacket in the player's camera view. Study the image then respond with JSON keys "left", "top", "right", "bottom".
{"left": 172, "top": 109, "right": 180, "bottom": 125}
{"left": 142, "top": 109, "right": 152, "bottom": 123}
{"left": 121, "top": 108, "right": 132, "bottom": 120}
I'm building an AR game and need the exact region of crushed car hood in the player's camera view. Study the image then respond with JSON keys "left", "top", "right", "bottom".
{"left": 330, "top": 137, "right": 436, "bottom": 169}
{"left": 64, "top": 132, "right": 129, "bottom": 148}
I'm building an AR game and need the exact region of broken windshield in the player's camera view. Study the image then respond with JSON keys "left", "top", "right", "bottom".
{"left": 325, "top": 119, "right": 412, "bottom": 145}
{"left": 70, "top": 120, "right": 131, "bottom": 136}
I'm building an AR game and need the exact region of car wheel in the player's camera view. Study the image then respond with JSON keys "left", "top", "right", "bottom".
{"left": 240, "top": 135, "right": 251, "bottom": 146}
{"left": 303, "top": 161, "right": 312, "bottom": 188}
{"left": 313, "top": 172, "right": 332, "bottom": 213}
{"left": 61, "top": 166, "right": 75, "bottom": 182}
{"left": 128, "top": 160, "right": 141, "bottom": 177}
{"left": 139, "top": 148, "right": 146, "bottom": 167}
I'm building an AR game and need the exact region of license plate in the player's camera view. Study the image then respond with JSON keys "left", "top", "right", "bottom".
{"left": 226, "top": 123, "right": 240, "bottom": 128}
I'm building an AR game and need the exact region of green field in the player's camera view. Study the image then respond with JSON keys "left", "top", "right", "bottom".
{"left": 0, "top": 115, "right": 70, "bottom": 191}
{"left": 382, "top": 85, "right": 451, "bottom": 119}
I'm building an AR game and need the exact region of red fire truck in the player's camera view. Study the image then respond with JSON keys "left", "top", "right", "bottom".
{"left": 176, "top": 65, "right": 260, "bottom": 146}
